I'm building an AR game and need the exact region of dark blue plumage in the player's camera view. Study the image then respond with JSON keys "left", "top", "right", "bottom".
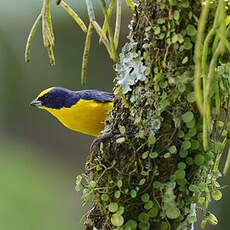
{"left": 38, "top": 87, "right": 114, "bottom": 109}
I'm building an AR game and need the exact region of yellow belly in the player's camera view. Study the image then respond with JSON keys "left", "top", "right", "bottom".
{"left": 44, "top": 99, "right": 113, "bottom": 137}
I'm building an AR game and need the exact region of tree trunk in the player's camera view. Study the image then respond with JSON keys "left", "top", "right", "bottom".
{"left": 84, "top": 1, "right": 216, "bottom": 229}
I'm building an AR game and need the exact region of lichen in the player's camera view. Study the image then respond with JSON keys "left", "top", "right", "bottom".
{"left": 116, "top": 41, "right": 147, "bottom": 94}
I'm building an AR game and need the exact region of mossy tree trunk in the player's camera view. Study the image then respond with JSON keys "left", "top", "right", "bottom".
{"left": 83, "top": 1, "right": 220, "bottom": 229}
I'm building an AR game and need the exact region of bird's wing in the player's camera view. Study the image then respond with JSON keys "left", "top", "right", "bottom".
{"left": 77, "top": 90, "right": 114, "bottom": 103}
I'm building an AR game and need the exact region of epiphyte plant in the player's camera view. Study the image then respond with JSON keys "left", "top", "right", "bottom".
{"left": 25, "top": 0, "right": 135, "bottom": 84}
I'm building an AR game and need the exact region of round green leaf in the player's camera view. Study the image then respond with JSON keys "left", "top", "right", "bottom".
{"left": 117, "top": 179, "right": 123, "bottom": 188}
{"left": 178, "top": 82, "right": 186, "bottom": 93}
{"left": 153, "top": 181, "right": 162, "bottom": 189}
{"left": 177, "top": 162, "right": 186, "bottom": 169}
{"left": 212, "top": 189, "right": 222, "bottom": 201}
{"left": 149, "top": 151, "right": 159, "bottom": 159}
{"left": 166, "top": 206, "right": 181, "bottom": 219}
{"left": 111, "top": 214, "right": 124, "bottom": 227}
{"left": 109, "top": 202, "right": 118, "bottom": 213}
{"left": 188, "top": 128, "right": 197, "bottom": 137}
{"left": 142, "top": 151, "right": 149, "bottom": 159}
{"left": 187, "top": 92, "right": 196, "bottom": 102}
{"left": 138, "top": 212, "right": 149, "bottom": 223}
{"left": 191, "top": 139, "right": 200, "bottom": 150}
{"left": 157, "top": 18, "right": 165, "bottom": 24}
{"left": 154, "top": 26, "right": 161, "bottom": 35}
{"left": 179, "top": 149, "right": 188, "bottom": 158}
{"left": 130, "top": 190, "right": 137, "bottom": 198}
{"left": 101, "top": 193, "right": 109, "bottom": 202}
{"left": 186, "top": 157, "right": 193, "bottom": 165}
{"left": 186, "top": 24, "right": 197, "bottom": 37}
{"left": 141, "top": 193, "right": 150, "bottom": 203}
{"left": 164, "top": 152, "right": 171, "bottom": 158}
{"left": 169, "top": 0, "right": 177, "bottom": 6}
{"left": 148, "top": 206, "right": 158, "bottom": 218}
{"left": 177, "top": 130, "right": 184, "bottom": 138}
{"left": 144, "top": 200, "right": 153, "bottom": 210}
{"left": 182, "top": 111, "right": 194, "bottom": 123}
{"left": 161, "top": 221, "right": 169, "bottom": 230}
{"left": 181, "top": 140, "right": 191, "bottom": 150}
{"left": 186, "top": 119, "right": 196, "bottom": 128}
{"left": 184, "top": 37, "right": 193, "bottom": 50}
{"left": 125, "top": 220, "right": 137, "bottom": 230}
{"left": 114, "top": 190, "right": 121, "bottom": 199}
{"left": 139, "top": 222, "right": 150, "bottom": 230}
{"left": 174, "top": 10, "right": 180, "bottom": 21}
{"left": 175, "top": 169, "right": 185, "bottom": 179}
{"left": 117, "top": 206, "right": 125, "bottom": 215}
{"left": 148, "top": 135, "right": 156, "bottom": 145}
{"left": 169, "top": 145, "right": 177, "bottom": 154}
{"left": 194, "top": 154, "right": 205, "bottom": 166}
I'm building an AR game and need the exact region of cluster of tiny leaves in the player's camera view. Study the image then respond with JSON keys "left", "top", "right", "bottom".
{"left": 76, "top": 1, "right": 230, "bottom": 229}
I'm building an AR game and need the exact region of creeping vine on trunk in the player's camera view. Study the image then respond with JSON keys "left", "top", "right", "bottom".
{"left": 81, "top": 1, "right": 230, "bottom": 229}
{"left": 25, "top": 0, "right": 230, "bottom": 229}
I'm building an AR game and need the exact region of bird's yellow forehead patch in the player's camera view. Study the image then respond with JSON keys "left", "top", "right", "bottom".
{"left": 37, "top": 87, "right": 54, "bottom": 99}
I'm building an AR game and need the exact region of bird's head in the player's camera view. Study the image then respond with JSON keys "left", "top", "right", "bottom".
{"left": 30, "top": 87, "right": 78, "bottom": 110}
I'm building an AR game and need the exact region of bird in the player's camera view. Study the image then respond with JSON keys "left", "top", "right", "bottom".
{"left": 30, "top": 87, "right": 114, "bottom": 137}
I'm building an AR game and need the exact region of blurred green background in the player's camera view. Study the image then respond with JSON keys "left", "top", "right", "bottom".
{"left": 0, "top": 1, "right": 229, "bottom": 230}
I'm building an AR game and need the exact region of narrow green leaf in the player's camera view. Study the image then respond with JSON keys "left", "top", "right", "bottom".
{"left": 114, "top": 0, "right": 122, "bottom": 50}
{"left": 47, "top": 45, "right": 55, "bottom": 66}
{"left": 194, "top": 0, "right": 210, "bottom": 115}
{"left": 42, "top": 0, "right": 55, "bottom": 65}
{"left": 100, "top": 0, "right": 115, "bottom": 43}
{"left": 81, "top": 23, "right": 93, "bottom": 85}
{"left": 100, "top": 0, "right": 118, "bottom": 62}
{"left": 60, "top": 1, "right": 87, "bottom": 33}
{"left": 92, "top": 21, "right": 112, "bottom": 58}
{"left": 46, "top": 0, "right": 54, "bottom": 41}
{"left": 42, "top": 0, "right": 54, "bottom": 47}
{"left": 86, "top": 0, "right": 96, "bottom": 21}
{"left": 25, "top": 13, "right": 42, "bottom": 63}
{"left": 223, "top": 147, "right": 230, "bottom": 175}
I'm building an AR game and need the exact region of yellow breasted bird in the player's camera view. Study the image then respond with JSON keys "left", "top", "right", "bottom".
{"left": 30, "top": 87, "right": 114, "bottom": 137}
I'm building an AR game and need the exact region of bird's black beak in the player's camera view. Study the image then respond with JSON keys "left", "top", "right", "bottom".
{"left": 30, "top": 99, "right": 42, "bottom": 107}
